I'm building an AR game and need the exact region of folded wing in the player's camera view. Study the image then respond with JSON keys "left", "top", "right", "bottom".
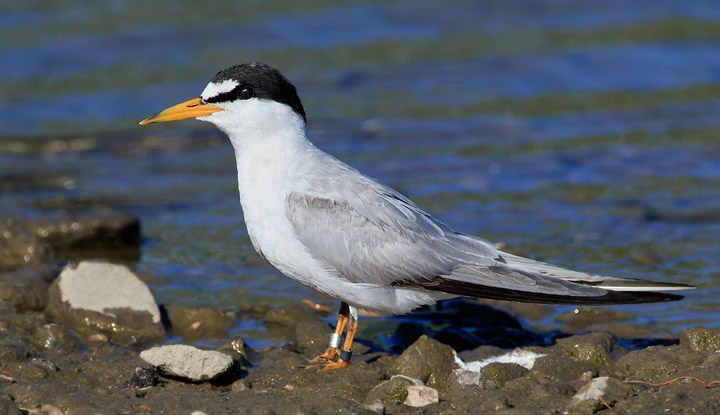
{"left": 285, "top": 165, "right": 694, "bottom": 306}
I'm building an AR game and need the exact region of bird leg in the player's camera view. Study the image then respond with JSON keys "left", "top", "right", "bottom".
{"left": 318, "top": 305, "right": 358, "bottom": 371}
{"left": 308, "top": 302, "right": 349, "bottom": 363}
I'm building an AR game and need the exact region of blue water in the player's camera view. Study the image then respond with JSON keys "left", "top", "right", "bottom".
{"left": 1, "top": 0, "right": 719, "bottom": 347}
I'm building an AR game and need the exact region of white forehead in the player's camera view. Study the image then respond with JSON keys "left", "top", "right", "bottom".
{"left": 201, "top": 79, "right": 239, "bottom": 100}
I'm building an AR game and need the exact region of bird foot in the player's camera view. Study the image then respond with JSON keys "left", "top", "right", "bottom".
{"left": 317, "top": 359, "right": 351, "bottom": 372}
{"left": 308, "top": 347, "right": 338, "bottom": 363}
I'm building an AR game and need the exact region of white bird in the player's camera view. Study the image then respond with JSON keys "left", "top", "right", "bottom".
{"left": 140, "top": 62, "right": 694, "bottom": 370}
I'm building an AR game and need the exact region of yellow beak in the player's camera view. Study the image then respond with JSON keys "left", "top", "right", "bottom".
{"left": 139, "top": 97, "right": 223, "bottom": 125}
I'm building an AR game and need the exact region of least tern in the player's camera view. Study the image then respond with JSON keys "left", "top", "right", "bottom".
{"left": 140, "top": 62, "right": 694, "bottom": 370}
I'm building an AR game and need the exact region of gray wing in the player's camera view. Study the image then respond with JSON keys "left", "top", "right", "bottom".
{"left": 286, "top": 159, "right": 693, "bottom": 304}
{"left": 286, "top": 180, "right": 497, "bottom": 286}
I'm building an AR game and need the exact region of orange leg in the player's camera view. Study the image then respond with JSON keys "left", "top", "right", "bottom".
{"left": 309, "top": 302, "right": 349, "bottom": 363}
{"left": 318, "top": 306, "right": 358, "bottom": 371}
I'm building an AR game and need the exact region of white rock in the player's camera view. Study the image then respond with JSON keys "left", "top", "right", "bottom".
{"left": 404, "top": 384, "right": 439, "bottom": 407}
{"left": 140, "top": 344, "right": 234, "bottom": 382}
{"left": 57, "top": 261, "right": 161, "bottom": 323}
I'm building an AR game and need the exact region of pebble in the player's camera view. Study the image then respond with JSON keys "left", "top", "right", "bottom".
{"left": 140, "top": 344, "right": 235, "bottom": 382}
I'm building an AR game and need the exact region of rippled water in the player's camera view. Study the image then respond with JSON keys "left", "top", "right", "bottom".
{"left": 2, "top": 0, "right": 719, "bottom": 348}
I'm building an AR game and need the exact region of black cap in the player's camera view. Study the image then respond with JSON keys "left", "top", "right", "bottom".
{"left": 205, "top": 62, "right": 307, "bottom": 123}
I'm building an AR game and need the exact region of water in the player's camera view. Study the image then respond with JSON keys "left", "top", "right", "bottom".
{"left": 1, "top": 0, "right": 719, "bottom": 347}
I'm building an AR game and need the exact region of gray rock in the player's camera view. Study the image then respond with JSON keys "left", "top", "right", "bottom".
{"left": 366, "top": 375, "right": 422, "bottom": 404}
{"left": 30, "top": 210, "right": 141, "bottom": 254}
{"left": 46, "top": 261, "right": 165, "bottom": 344}
{"left": 530, "top": 354, "right": 594, "bottom": 383}
{"left": 615, "top": 345, "right": 706, "bottom": 382}
{"left": 140, "top": 344, "right": 235, "bottom": 382}
{"left": 391, "top": 335, "right": 459, "bottom": 391}
{"left": 554, "top": 332, "right": 622, "bottom": 372}
{"left": 480, "top": 362, "right": 529, "bottom": 388}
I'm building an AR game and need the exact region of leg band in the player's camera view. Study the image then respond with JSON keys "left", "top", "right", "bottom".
{"left": 339, "top": 348, "right": 352, "bottom": 362}
{"left": 328, "top": 333, "right": 342, "bottom": 349}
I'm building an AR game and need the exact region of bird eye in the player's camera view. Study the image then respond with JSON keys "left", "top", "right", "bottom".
{"left": 238, "top": 87, "right": 254, "bottom": 100}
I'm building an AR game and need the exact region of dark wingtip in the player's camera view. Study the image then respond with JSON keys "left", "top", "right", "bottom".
{"left": 400, "top": 277, "right": 688, "bottom": 305}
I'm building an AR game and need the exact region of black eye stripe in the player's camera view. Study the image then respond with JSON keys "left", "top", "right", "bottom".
{"left": 206, "top": 63, "right": 307, "bottom": 123}
{"left": 205, "top": 85, "right": 255, "bottom": 104}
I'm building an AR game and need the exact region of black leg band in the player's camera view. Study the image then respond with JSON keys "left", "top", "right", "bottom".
{"left": 339, "top": 348, "right": 352, "bottom": 362}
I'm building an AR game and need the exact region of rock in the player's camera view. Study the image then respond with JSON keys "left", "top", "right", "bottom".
{"left": 165, "top": 304, "right": 229, "bottom": 341}
{"left": 363, "top": 402, "right": 385, "bottom": 413}
{"left": 530, "top": 354, "right": 594, "bottom": 384}
{"left": 218, "top": 336, "right": 254, "bottom": 367}
{"left": 30, "top": 358, "right": 60, "bottom": 373}
{"left": 3, "top": 361, "right": 50, "bottom": 381}
{"left": 554, "top": 332, "right": 621, "bottom": 372}
{"left": 0, "top": 217, "right": 56, "bottom": 272}
{"left": 615, "top": 345, "right": 705, "bottom": 382}
{"left": 140, "top": 344, "right": 235, "bottom": 382}
{"left": 46, "top": 261, "right": 165, "bottom": 345}
{"left": 0, "top": 265, "right": 60, "bottom": 312}
{"left": 366, "top": 375, "right": 422, "bottom": 404}
{"left": 404, "top": 384, "right": 439, "bottom": 407}
{"left": 30, "top": 210, "right": 141, "bottom": 257}
{"left": 123, "top": 367, "right": 159, "bottom": 389}
{"left": 480, "top": 362, "right": 529, "bottom": 388}
{"left": 680, "top": 326, "right": 720, "bottom": 353}
{"left": 503, "top": 376, "right": 561, "bottom": 404}
{"left": 391, "top": 335, "right": 458, "bottom": 390}
{"left": 31, "top": 323, "right": 86, "bottom": 355}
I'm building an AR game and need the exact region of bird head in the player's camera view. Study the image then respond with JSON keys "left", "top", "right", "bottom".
{"left": 139, "top": 62, "right": 307, "bottom": 134}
